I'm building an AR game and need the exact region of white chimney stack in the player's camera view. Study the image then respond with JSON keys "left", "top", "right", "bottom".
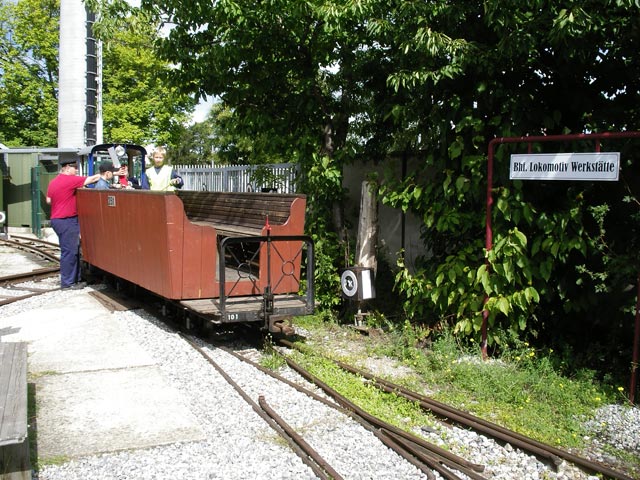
{"left": 58, "top": 0, "right": 102, "bottom": 149}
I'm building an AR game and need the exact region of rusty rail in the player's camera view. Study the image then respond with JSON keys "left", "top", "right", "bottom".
{"left": 279, "top": 339, "right": 634, "bottom": 480}
{"left": 0, "top": 236, "right": 60, "bottom": 263}
{"left": 180, "top": 334, "right": 341, "bottom": 480}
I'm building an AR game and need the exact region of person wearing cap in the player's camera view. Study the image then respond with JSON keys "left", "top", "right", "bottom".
{"left": 116, "top": 163, "right": 141, "bottom": 189}
{"left": 46, "top": 158, "right": 102, "bottom": 289}
{"left": 142, "top": 146, "right": 183, "bottom": 191}
{"left": 94, "top": 161, "right": 120, "bottom": 189}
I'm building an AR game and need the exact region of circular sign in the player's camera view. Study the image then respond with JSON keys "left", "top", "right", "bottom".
{"left": 0, "top": 211, "right": 5, "bottom": 224}
{"left": 341, "top": 269, "right": 358, "bottom": 298}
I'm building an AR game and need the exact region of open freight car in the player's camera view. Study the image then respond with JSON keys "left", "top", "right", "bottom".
{"left": 76, "top": 179, "right": 314, "bottom": 334}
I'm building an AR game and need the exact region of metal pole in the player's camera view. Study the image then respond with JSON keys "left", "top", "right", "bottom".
{"left": 481, "top": 140, "right": 496, "bottom": 359}
{"left": 630, "top": 273, "right": 640, "bottom": 404}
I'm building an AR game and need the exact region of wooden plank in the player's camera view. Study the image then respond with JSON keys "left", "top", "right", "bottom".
{"left": 215, "top": 225, "right": 263, "bottom": 237}
{"left": 0, "top": 342, "right": 30, "bottom": 480}
{"left": 1, "top": 439, "right": 30, "bottom": 480}
{"left": 0, "top": 343, "right": 28, "bottom": 447}
{"left": 191, "top": 209, "right": 290, "bottom": 222}
{"left": 184, "top": 206, "right": 291, "bottom": 226}
{"left": 180, "top": 294, "right": 307, "bottom": 316}
{"left": 177, "top": 192, "right": 303, "bottom": 210}
{"left": 177, "top": 191, "right": 304, "bottom": 203}
{"left": 177, "top": 191, "right": 301, "bottom": 230}
{"left": 180, "top": 195, "right": 300, "bottom": 207}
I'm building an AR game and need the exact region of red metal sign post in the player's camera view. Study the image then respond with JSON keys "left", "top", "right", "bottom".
{"left": 484, "top": 131, "right": 640, "bottom": 403}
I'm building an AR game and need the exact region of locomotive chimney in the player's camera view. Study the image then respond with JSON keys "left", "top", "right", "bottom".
{"left": 58, "top": 0, "right": 102, "bottom": 159}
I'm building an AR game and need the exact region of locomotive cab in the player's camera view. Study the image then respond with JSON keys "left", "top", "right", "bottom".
{"left": 78, "top": 143, "right": 148, "bottom": 189}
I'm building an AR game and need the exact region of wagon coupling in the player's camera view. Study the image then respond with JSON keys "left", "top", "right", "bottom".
{"left": 268, "top": 314, "right": 295, "bottom": 335}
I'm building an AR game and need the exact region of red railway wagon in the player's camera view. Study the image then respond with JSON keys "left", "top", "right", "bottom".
{"left": 76, "top": 189, "right": 314, "bottom": 332}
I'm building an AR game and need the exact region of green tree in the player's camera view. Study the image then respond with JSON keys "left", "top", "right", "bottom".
{"left": 169, "top": 102, "right": 279, "bottom": 166}
{"left": 100, "top": 10, "right": 195, "bottom": 147}
{"left": 192, "top": 102, "right": 296, "bottom": 166}
{"left": 377, "top": 1, "right": 640, "bottom": 367}
{"left": 142, "top": 1, "right": 351, "bottom": 159}
{"left": 125, "top": 0, "right": 640, "bottom": 371}
{"left": 170, "top": 119, "right": 217, "bottom": 165}
{"left": 0, "top": 0, "right": 59, "bottom": 146}
{"left": 0, "top": 0, "right": 195, "bottom": 149}
{"left": 135, "top": 0, "right": 394, "bottom": 305}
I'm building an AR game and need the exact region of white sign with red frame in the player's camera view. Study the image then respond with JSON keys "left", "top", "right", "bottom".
{"left": 510, "top": 152, "right": 620, "bottom": 181}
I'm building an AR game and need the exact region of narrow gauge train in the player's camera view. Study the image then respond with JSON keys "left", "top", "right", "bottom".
{"left": 75, "top": 144, "right": 315, "bottom": 334}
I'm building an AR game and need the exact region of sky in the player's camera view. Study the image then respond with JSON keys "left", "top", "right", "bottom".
{"left": 191, "top": 95, "right": 215, "bottom": 124}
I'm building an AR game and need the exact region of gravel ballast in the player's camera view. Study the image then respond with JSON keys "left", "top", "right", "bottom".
{"left": 25, "top": 300, "right": 639, "bottom": 480}
{"left": 0, "top": 245, "right": 638, "bottom": 479}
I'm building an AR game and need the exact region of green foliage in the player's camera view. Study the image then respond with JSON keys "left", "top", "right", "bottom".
{"left": 0, "top": 0, "right": 59, "bottom": 146}
{"left": 98, "top": 10, "right": 195, "bottom": 147}
{"left": 289, "top": 347, "right": 431, "bottom": 431}
{"left": 119, "top": 0, "right": 640, "bottom": 372}
{"left": 182, "top": 102, "right": 295, "bottom": 166}
{"left": 372, "top": 1, "right": 640, "bottom": 364}
{"left": 419, "top": 333, "right": 622, "bottom": 449}
{"left": 170, "top": 119, "right": 218, "bottom": 165}
{"left": 259, "top": 338, "right": 287, "bottom": 370}
{"left": 301, "top": 154, "right": 347, "bottom": 309}
{"left": 140, "top": 0, "right": 358, "bottom": 158}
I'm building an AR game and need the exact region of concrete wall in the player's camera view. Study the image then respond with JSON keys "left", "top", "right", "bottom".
{"left": 342, "top": 158, "right": 426, "bottom": 272}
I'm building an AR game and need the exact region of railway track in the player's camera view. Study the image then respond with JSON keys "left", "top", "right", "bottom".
{"left": 212, "top": 341, "right": 489, "bottom": 480}
{"left": 277, "top": 338, "right": 635, "bottom": 480}
{"left": 0, "top": 235, "right": 61, "bottom": 305}
{"left": 75, "top": 282, "right": 638, "bottom": 479}
{"left": 3, "top": 243, "right": 635, "bottom": 479}
{"left": 0, "top": 234, "right": 61, "bottom": 263}
{"left": 182, "top": 335, "right": 345, "bottom": 480}
{"left": 95, "top": 286, "right": 417, "bottom": 477}
{"left": 172, "top": 334, "right": 447, "bottom": 479}
{"left": 132, "top": 293, "right": 434, "bottom": 478}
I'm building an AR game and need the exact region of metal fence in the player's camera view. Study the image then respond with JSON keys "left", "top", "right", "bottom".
{"left": 172, "top": 163, "right": 300, "bottom": 193}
